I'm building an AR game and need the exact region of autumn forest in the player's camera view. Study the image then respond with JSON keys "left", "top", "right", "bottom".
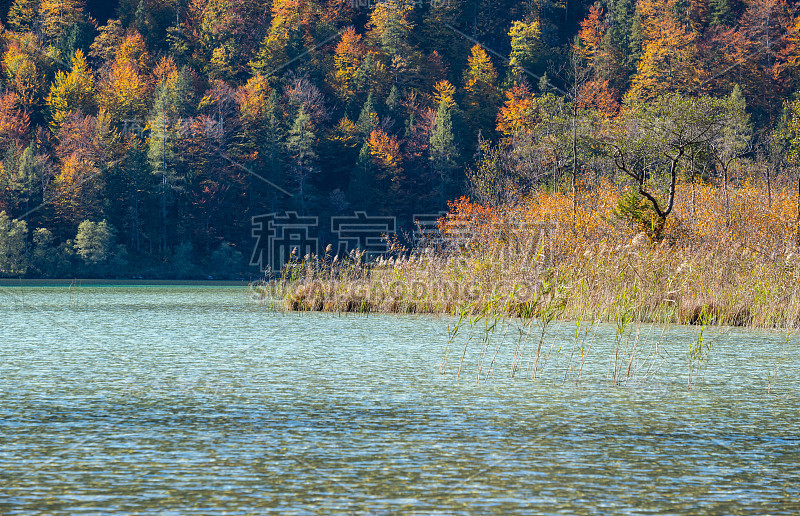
{"left": 0, "top": 0, "right": 799, "bottom": 278}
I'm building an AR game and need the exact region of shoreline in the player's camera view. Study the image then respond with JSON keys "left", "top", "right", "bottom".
{"left": 0, "top": 279, "right": 254, "bottom": 287}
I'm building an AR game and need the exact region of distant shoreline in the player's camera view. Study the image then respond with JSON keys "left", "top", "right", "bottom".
{"left": 0, "top": 279, "right": 253, "bottom": 287}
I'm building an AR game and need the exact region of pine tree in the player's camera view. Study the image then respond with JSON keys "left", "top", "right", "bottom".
{"left": 357, "top": 93, "right": 378, "bottom": 138}
{"left": 385, "top": 85, "right": 400, "bottom": 117}
{"left": 607, "top": 0, "right": 638, "bottom": 78}
{"left": 148, "top": 104, "right": 179, "bottom": 255}
{"left": 348, "top": 141, "right": 376, "bottom": 211}
{"left": 421, "top": 0, "right": 468, "bottom": 76}
{"left": 118, "top": 138, "right": 151, "bottom": 252}
{"left": 265, "top": 89, "right": 284, "bottom": 203}
{"left": 285, "top": 106, "right": 317, "bottom": 213}
{"left": 430, "top": 98, "right": 458, "bottom": 207}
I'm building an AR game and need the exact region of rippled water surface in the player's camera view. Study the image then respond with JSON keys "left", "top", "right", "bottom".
{"left": 1, "top": 285, "right": 798, "bottom": 514}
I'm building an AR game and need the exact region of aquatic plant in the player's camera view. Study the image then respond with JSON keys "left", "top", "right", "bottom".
{"left": 272, "top": 178, "right": 800, "bottom": 329}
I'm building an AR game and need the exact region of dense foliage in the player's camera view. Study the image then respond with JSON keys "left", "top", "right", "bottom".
{"left": 0, "top": 0, "right": 799, "bottom": 277}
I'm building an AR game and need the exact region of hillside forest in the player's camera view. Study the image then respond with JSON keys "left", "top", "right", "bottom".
{"left": 0, "top": 0, "right": 800, "bottom": 278}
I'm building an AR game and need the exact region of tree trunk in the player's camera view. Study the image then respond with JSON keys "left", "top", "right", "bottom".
{"left": 161, "top": 178, "right": 168, "bottom": 255}
{"left": 796, "top": 173, "right": 800, "bottom": 247}
{"left": 723, "top": 166, "right": 730, "bottom": 227}
{"left": 767, "top": 163, "right": 772, "bottom": 208}
{"left": 571, "top": 111, "right": 578, "bottom": 219}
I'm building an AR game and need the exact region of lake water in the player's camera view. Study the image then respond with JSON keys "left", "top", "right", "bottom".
{"left": 1, "top": 285, "right": 798, "bottom": 514}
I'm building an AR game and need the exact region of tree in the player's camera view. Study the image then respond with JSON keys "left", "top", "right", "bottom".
{"left": 496, "top": 83, "right": 536, "bottom": 136}
{"left": 775, "top": 97, "right": 800, "bottom": 245}
{"left": 0, "top": 211, "right": 28, "bottom": 276}
{"left": 147, "top": 68, "right": 192, "bottom": 254}
{"left": 506, "top": 92, "right": 572, "bottom": 189}
{"left": 369, "top": 128, "right": 405, "bottom": 212}
{"left": 6, "top": 143, "right": 46, "bottom": 223}
{"left": 89, "top": 19, "right": 125, "bottom": 72}
{"left": 285, "top": 106, "right": 317, "bottom": 213}
{"left": 357, "top": 93, "right": 379, "bottom": 138}
{"left": 508, "top": 19, "right": 542, "bottom": 79}
{"left": 46, "top": 49, "right": 96, "bottom": 131}
{"left": 711, "top": 0, "right": 796, "bottom": 111}
{"left": 421, "top": 0, "right": 469, "bottom": 78}
{"left": 53, "top": 113, "right": 110, "bottom": 226}
{"left": 263, "top": 89, "right": 285, "bottom": 209}
{"left": 430, "top": 98, "right": 458, "bottom": 207}
{"left": 328, "top": 27, "right": 367, "bottom": 103}
{"left": 148, "top": 107, "right": 180, "bottom": 255}
{"left": 463, "top": 44, "right": 500, "bottom": 140}
{"left": 627, "top": 0, "right": 705, "bottom": 101}
{"left": 249, "top": 0, "right": 317, "bottom": 78}
{"left": 198, "top": 0, "right": 267, "bottom": 81}
{"left": 7, "top": 0, "right": 41, "bottom": 33}
{"left": 433, "top": 80, "right": 456, "bottom": 111}
{"left": 578, "top": 5, "right": 606, "bottom": 64}
{"left": 110, "top": 137, "right": 152, "bottom": 253}
{"left": 0, "top": 91, "right": 31, "bottom": 147}
{"left": 468, "top": 138, "right": 510, "bottom": 207}
{"left": 597, "top": 0, "right": 637, "bottom": 93}
{"left": 74, "top": 219, "right": 114, "bottom": 266}
{"left": 30, "top": 227, "right": 67, "bottom": 276}
{"left": 710, "top": 0, "right": 735, "bottom": 27}
{"left": 708, "top": 85, "right": 752, "bottom": 222}
{"left": 3, "top": 35, "right": 47, "bottom": 110}
{"left": 39, "top": 0, "right": 87, "bottom": 45}
{"left": 560, "top": 45, "right": 596, "bottom": 210}
{"left": 366, "top": 0, "right": 414, "bottom": 58}
{"left": 603, "top": 93, "right": 730, "bottom": 240}
{"left": 97, "top": 33, "right": 152, "bottom": 125}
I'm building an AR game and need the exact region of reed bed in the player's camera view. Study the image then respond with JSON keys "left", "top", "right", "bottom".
{"left": 265, "top": 178, "right": 800, "bottom": 330}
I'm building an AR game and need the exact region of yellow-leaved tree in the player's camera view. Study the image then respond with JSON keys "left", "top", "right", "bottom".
{"left": 433, "top": 80, "right": 456, "bottom": 110}
{"left": 39, "top": 0, "right": 86, "bottom": 44}
{"left": 2, "top": 34, "right": 47, "bottom": 110}
{"left": 46, "top": 49, "right": 96, "bottom": 131}
{"left": 328, "top": 27, "right": 367, "bottom": 102}
{"left": 97, "top": 32, "right": 152, "bottom": 125}
{"left": 463, "top": 44, "right": 500, "bottom": 138}
{"left": 627, "top": 0, "right": 706, "bottom": 100}
{"left": 496, "top": 84, "right": 535, "bottom": 136}
{"left": 508, "top": 19, "right": 542, "bottom": 79}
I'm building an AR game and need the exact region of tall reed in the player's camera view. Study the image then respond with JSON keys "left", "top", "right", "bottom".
{"left": 270, "top": 179, "right": 800, "bottom": 329}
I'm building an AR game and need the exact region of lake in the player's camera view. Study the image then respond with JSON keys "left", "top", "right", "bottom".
{"left": 1, "top": 285, "right": 798, "bottom": 514}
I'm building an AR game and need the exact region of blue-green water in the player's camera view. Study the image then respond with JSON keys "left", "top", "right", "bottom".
{"left": 1, "top": 286, "right": 798, "bottom": 514}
